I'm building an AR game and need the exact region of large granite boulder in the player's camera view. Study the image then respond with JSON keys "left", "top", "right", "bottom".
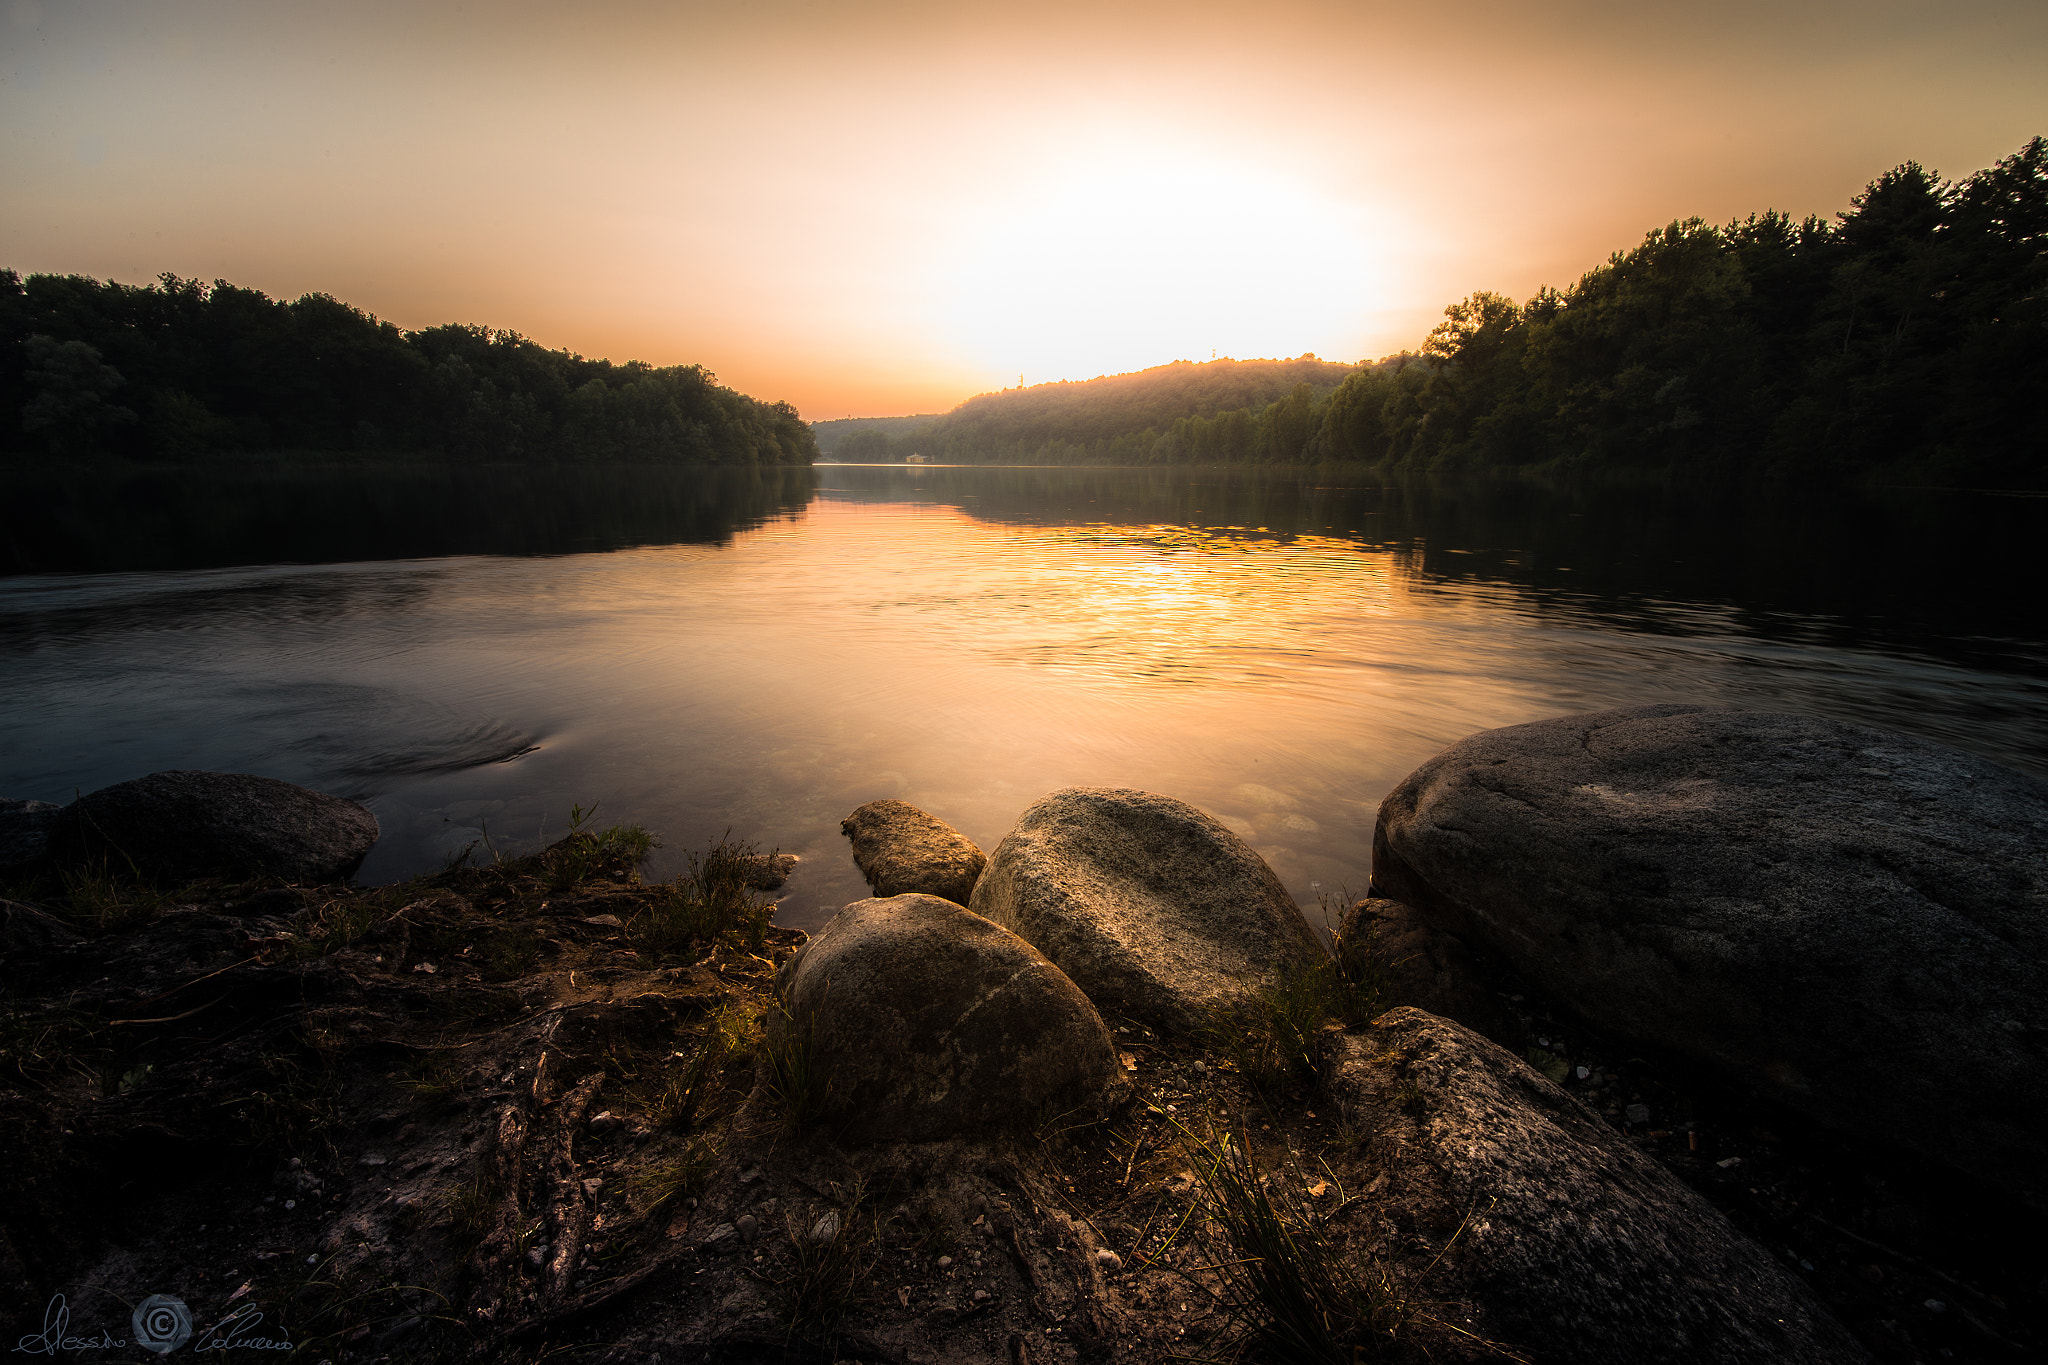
{"left": 45, "top": 770, "right": 379, "bottom": 886}
{"left": 0, "top": 798, "right": 61, "bottom": 876}
{"left": 1337, "top": 896, "right": 1519, "bottom": 1043}
{"left": 1372, "top": 704, "right": 2048, "bottom": 1205}
{"left": 1325, "top": 1008, "right": 1870, "bottom": 1364}
{"left": 968, "top": 787, "right": 1325, "bottom": 1032}
{"left": 840, "top": 799, "right": 986, "bottom": 906}
{"left": 771, "top": 894, "right": 1127, "bottom": 1144}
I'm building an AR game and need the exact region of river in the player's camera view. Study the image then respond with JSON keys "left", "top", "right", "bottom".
{"left": 3, "top": 461, "right": 2043, "bottom": 932}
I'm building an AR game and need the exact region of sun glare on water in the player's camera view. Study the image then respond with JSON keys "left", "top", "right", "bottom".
{"left": 942, "top": 152, "right": 1389, "bottom": 383}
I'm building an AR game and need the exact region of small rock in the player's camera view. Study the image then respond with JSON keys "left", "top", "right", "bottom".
{"left": 810, "top": 1212, "right": 840, "bottom": 1244}
{"left": 1625, "top": 1103, "right": 1651, "bottom": 1124}
{"left": 735, "top": 1214, "right": 758, "bottom": 1244}
{"left": 1096, "top": 1249, "right": 1122, "bottom": 1271}
{"left": 525, "top": 1247, "right": 546, "bottom": 1271}
{"left": 841, "top": 799, "right": 987, "bottom": 905}
{"left": 1924, "top": 1299, "right": 1946, "bottom": 1314}
{"left": 936, "top": 1255, "right": 954, "bottom": 1269}
{"left": 582, "top": 914, "right": 625, "bottom": 929}
{"left": 358, "top": 1154, "right": 388, "bottom": 1167}
{"left": 1576, "top": 1065, "right": 1591, "bottom": 1080}
{"left": 412, "top": 962, "right": 437, "bottom": 974}
{"left": 699, "top": 1223, "right": 739, "bottom": 1254}
{"left": 1716, "top": 1157, "right": 1743, "bottom": 1169}
{"left": 588, "top": 1111, "right": 622, "bottom": 1135}
{"left": 739, "top": 1167, "right": 761, "bottom": 1183}
{"left": 973, "top": 1289, "right": 990, "bottom": 1302}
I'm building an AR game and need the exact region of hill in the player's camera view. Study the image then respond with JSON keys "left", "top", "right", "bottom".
{"left": 0, "top": 273, "right": 816, "bottom": 466}
{"left": 819, "top": 356, "right": 1361, "bottom": 464}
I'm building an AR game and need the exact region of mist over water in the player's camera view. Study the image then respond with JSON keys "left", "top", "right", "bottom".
{"left": 3, "top": 463, "right": 2042, "bottom": 933}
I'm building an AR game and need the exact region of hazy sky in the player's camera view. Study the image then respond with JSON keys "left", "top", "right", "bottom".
{"left": 3, "top": 1, "right": 2042, "bottom": 417}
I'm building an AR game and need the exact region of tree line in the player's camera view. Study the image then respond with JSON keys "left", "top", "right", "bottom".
{"left": 815, "top": 356, "right": 1360, "bottom": 463}
{"left": 1, "top": 273, "right": 816, "bottom": 465}
{"left": 833, "top": 137, "right": 2046, "bottom": 483}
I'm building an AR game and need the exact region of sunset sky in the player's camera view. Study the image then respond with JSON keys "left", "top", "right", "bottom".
{"left": 3, "top": 0, "right": 2042, "bottom": 418}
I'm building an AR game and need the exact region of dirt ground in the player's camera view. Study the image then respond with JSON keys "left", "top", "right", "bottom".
{"left": 0, "top": 836, "right": 2040, "bottom": 1363}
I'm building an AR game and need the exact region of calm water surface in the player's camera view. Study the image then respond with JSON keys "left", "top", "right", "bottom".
{"left": 3, "top": 463, "right": 2043, "bottom": 933}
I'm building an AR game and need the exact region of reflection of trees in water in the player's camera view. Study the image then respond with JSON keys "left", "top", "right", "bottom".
{"left": 0, "top": 463, "right": 817, "bottom": 574}
{"left": 848, "top": 465, "right": 2046, "bottom": 677}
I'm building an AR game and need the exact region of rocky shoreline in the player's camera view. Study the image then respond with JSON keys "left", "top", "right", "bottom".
{"left": 1, "top": 705, "right": 2042, "bottom": 1362}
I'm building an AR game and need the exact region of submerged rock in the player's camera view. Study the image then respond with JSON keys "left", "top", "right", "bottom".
{"left": 969, "top": 787, "right": 1325, "bottom": 1033}
{"left": 1372, "top": 704, "right": 2048, "bottom": 1207}
{"left": 1325, "top": 1007, "right": 1871, "bottom": 1365}
{"left": 45, "top": 770, "right": 380, "bottom": 886}
{"left": 839, "top": 799, "right": 986, "bottom": 906}
{"left": 771, "top": 893, "right": 1126, "bottom": 1143}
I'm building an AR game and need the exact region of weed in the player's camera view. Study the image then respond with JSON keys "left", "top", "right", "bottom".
{"left": 1205, "top": 910, "right": 1390, "bottom": 1092}
{"left": 398, "top": 1055, "right": 465, "bottom": 1108}
{"left": 55, "top": 857, "right": 164, "bottom": 930}
{"left": 648, "top": 1008, "right": 746, "bottom": 1131}
{"left": 628, "top": 834, "right": 775, "bottom": 963}
{"left": 543, "top": 802, "right": 657, "bottom": 890}
{"left": 762, "top": 1000, "right": 831, "bottom": 1129}
{"left": 448, "top": 1169, "right": 503, "bottom": 1250}
{"left": 1189, "top": 1125, "right": 1405, "bottom": 1363}
{"left": 629, "top": 1136, "right": 721, "bottom": 1217}
{"left": 475, "top": 924, "right": 542, "bottom": 981}
{"left": 229, "top": 1040, "right": 343, "bottom": 1155}
{"left": 764, "top": 1179, "right": 877, "bottom": 1344}
{"left": 0, "top": 993, "right": 110, "bottom": 1090}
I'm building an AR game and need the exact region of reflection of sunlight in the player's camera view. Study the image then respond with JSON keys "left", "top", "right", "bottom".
{"left": 882, "top": 519, "right": 1400, "bottom": 689}
{"left": 943, "top": 151, "right": 1389, "bottom": 381}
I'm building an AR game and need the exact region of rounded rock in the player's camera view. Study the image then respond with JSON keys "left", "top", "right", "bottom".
{"left": 1372, "top": 704, "right": 2048, "bottom": 1207}
{"left": 840, "top": 800, "right": 987, "bottom": 905}
{"left": 47, "top": 770, "right": 379, "bottom": 886}
{"left": 771, "top": 893, "right": 1126, "bottom": 1144}
{"left": 969, "top": 788, "right": 1326, "bottom": 1032}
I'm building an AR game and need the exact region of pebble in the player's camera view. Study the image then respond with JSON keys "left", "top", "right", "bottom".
{"left": 973, "top": 1289, "right": 990, "bottom": 1302}
{"left": 1625, "top": 1103, "right": 1650, "bottom": 1124}
{"left": 937, "top": 1255, "right": 954, "bottom": 1269}
{"left": 1096, "top": 1249, "right": 1122, "bottom": 1271}
{"left": 735, "top": 1214, "right": 758, "bottom": 1244}
{"left": 588, "top": 1111, "right": 622, "bottom": 1135}
{"left": 1716, "top": 1157, "right": 1743, "bottom": 1169}
{"left": 358, "top": 1154, "right": 387, "bottom": 1167}
{"left": 1925, "top": 1299, "right": 1947, "bottom": 1314}
{"left": 810, "top": 1212, "right": 840, "bottom": 1245}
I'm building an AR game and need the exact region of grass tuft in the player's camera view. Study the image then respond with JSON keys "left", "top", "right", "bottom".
{"left": 762, "top": 1000, "right": 831, "bottom": 1129}
{"left": 764, "top": 1179, "right": 877, "bottom": 1344}
{"left": 628, "top": 833, "right": 774, "bottom": 963}
{"left": 1189, "top": 1125, "right": 1405, "bottom": 1364}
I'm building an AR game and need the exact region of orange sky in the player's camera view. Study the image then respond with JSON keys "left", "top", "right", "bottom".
{"left": 2, "top": 0, "right": 2042, "bottom": 418}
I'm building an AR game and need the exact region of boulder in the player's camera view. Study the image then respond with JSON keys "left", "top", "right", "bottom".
{"left": 1324, "top": 1008, "right": 1870, "bottom": 1365}
{"left": 1372, "top": 704, "right": 2048, "bottom": 1206}
{"left": 771, "top": 894, "right": 1127, "bottom": 1143}
{"left": 45, "top": 770, "right": 379, "bottom": 886}
{"left": 968, "top": 787, "right": 1325, "bottom": 1032}
{"left": 1337, "top": 896, "right": 1519, "bottom": 1043}
{"left": 839, "top": 800, "right": 986, "bottom": 906}
{"left": 0, "top": 798, "right": 60, "bottom": 875}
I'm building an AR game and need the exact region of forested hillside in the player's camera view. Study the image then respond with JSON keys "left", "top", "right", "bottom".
{"left": 818, "top": 356, "right": 1360, "bottom": 463}
{"left": 1312, "top": 136, "right": 2046, "bottom": 482}
{"left": 837, "top": 137, "right": 2046, "bottom": 483}
{"left": 0, "top": 273, "right": 815, "bottom": 465}
{"left": 811, "top": 413, "right": 943, "bottom": 459}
